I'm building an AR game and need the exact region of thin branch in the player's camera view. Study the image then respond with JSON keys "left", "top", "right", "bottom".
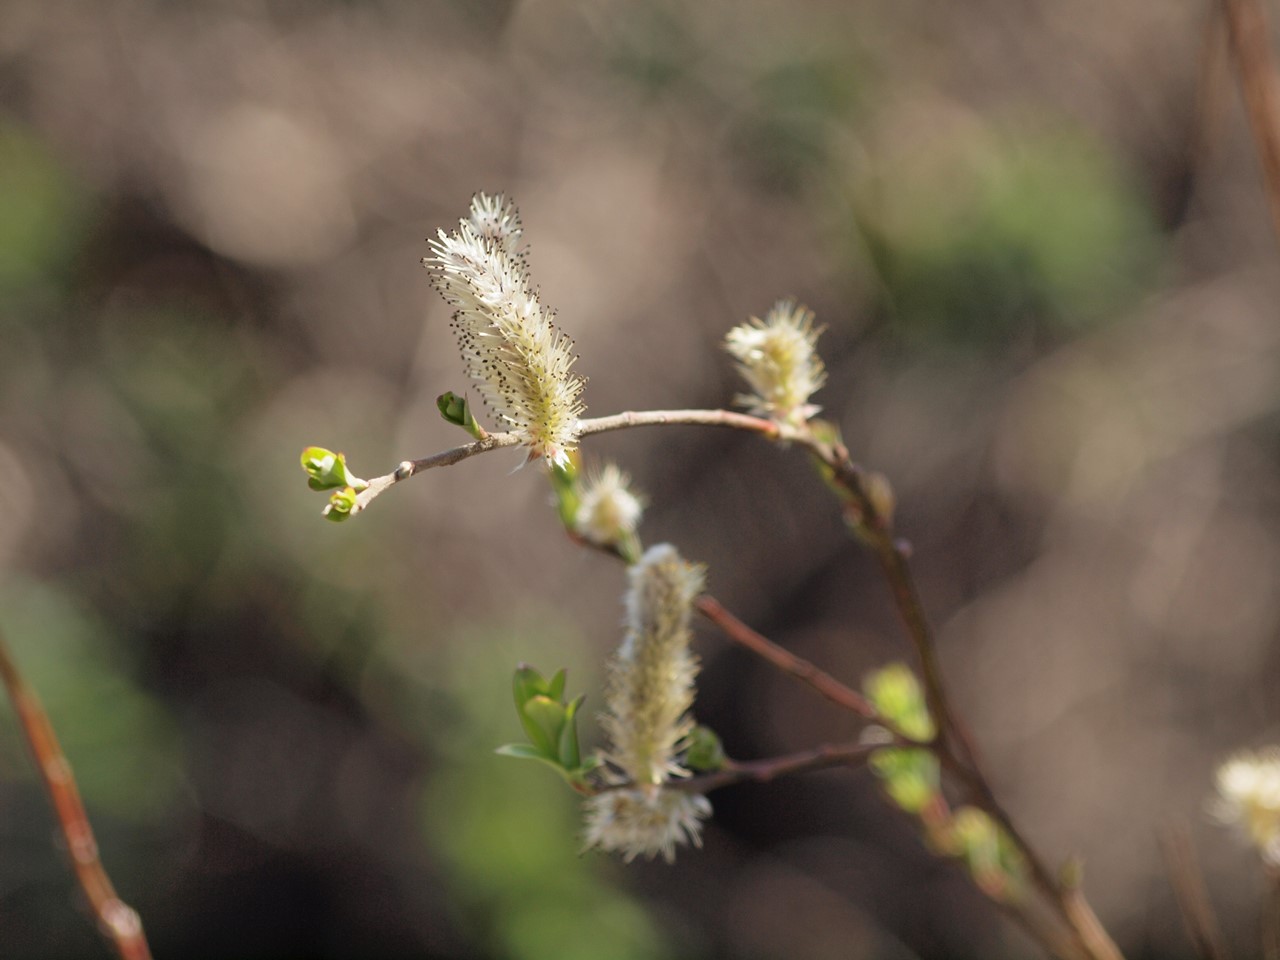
{"left": 339, "top": 406, "right": 1123, "bottom": 960}
{"left": 1159, "top": 823, "right": 1231, "bottom": 960}
{"left": 352, "top": 432, "right": 523, "bottom": 512}
{"left": 578, "top": 408, "right": 791, "bottom": 441}
{"left": 345, "top": 409, "right": 793, "bottom": 515}
{"left": 1220, "top": 0, "right": 1280, "bottom": 246}
{"left": 598, "top": 741, "right": 880, "bottom": 795}
{"left": 1266, "top": 866, "right": 1280, "bottom": 960}
{"left": 0, "top": 631, "right": 152, "bottom": 960}
{"left": 791, "top": 430, "right": 1124, "bottom": 960}
{"left": 694, "top": 595, "right": 883, "bottom": 722}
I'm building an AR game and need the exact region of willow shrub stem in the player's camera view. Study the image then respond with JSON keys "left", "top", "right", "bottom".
{"left": 798, "top": 428, "right": 1124, "bottom": 960}
{"left": 1219, "top": 0, "right": 1280, "bottom": 246}
{"left": 0, "top": 631, "right": 152, "bottom": 960}
{"left": 694, "top": 595, "right": 881, "bottom": 722}
{"left": 362, "top": 406, "right": 1125, "bottom": 960}
{"left": 671, "top": 741, "right": 879, "bottom": 794}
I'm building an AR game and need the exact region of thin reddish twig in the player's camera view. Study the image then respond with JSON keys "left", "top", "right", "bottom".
{"left": 1160, "top": 823, "right": 1231, "bottom": 960}
{"left": 694, "top": 595, "right": 882, "bottom": 721}
{"left": 672, "top": 740, "right": 879, "bottom": 794}
{"left": 793, "top": 431, "right": 1125, "bottom": 960}
{"left": 0, "top": 632, "right": 152, "bottom": 960}
{"left": 1220, "top": 0, "right": 1280, "bottom": 245}
{"left": 371, "top": 407, "right": 1126, "bottom": 960}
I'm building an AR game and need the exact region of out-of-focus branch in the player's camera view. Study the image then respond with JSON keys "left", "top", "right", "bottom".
{"left": 1220, "top": 0, "right": 1280, "bottom": 245}
{"left": 1160, "top": 823, "right": 1232, "bottom": 960}
{"left": 0, "top": 632, "right": 152, "bottom": 960}
{"left": 796, "top": 431, "right": 1125, "bottom": 960}
{"left": 672, "top": 741, "right": 880, "bottom": 794}
{"left": 693, "top": 595, "right": 883, "bottom": 722}
{"left": 1265, "top": 866, "right": 1280, "bottom": 960}
{"left": 359, "top": 406, "right": 1124, "bottom": 960}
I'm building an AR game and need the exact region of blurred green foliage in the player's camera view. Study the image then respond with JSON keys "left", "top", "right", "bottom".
{"left": 604, "top": 3, "right": 699, "bottom": 97}
{"left": 412, "top": 618, "right": 675, "bottom": 960}
{"left": 0, "top": 579, "right": 185, "bottom": 823}
{"left": 731, "top": 55, "right": 864, "bottom": 195}
{"left": 856, "top": 125, "right": 1163, "bottom": 346}
{"left": 0, "top": 122, "right": 89, "bottom": 303}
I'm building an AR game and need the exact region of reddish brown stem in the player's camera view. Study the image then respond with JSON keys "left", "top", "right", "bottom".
{"left": 796, "top": 433, "right": 1124, "bottom": 960}
{"left": 694, "top": 595, "right": 881, "bottom": 721}
{"left": 673, "top": 740, "right": 879, "bottom": 794}
{"left": 0, "top": 633, "right": 152, "bottom": 960}
{"left": 381, "top": 407, "right": 1124, "bottom": 960}
{"left": 1160, "top": 823, "right": 1231, "bottom": 960}
{"left": 1220, "top": 0, "right": 1280, "bottom": 245}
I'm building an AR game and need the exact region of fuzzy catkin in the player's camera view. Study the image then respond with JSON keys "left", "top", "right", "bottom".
{"left": 424, "top": 193, "right": 585, "bottom": 466}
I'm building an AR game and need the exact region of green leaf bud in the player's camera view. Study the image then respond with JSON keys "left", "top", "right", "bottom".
{"left": 864, "top": 662, "right": 935, "bottom": 741}
{"left": 436, "top": 392, "right": 488, "bottom": 439}
{"left": 685, "top": 725, "right": 727, "bottom": 772}
{"left": 322, "top": 487, "right": 359, "bottom": 522}
{"left": 301, "top": 447, "right": 368, "bottom": 492}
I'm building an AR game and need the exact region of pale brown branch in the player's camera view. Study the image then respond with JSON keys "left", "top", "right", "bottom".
{"left": 344, "top": 409, "right": 785, "bottom": 515}
{"left": 0, "top": 631, "right": 152, "bottom": 960}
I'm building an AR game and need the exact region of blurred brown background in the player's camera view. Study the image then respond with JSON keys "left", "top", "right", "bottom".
{"left": 0, "top": 0, "right": 1277, "bottom": 957}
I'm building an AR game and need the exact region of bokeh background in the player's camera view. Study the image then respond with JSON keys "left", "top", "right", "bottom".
{"left": 0, "top": 1, "right": 1277, "bottom": 957}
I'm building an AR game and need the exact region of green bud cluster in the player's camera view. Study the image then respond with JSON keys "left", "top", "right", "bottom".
{"left": 495, "top": 665, "right": 597, "bottom": 793}
{"left": 299, "top": 447, "right": 369, "bottom": 522}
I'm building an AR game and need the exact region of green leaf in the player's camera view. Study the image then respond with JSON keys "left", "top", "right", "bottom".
{"left": 322, "top": 487, "right": 359, "bottom": 522}
{"left": 520, "top": 694, "right": 567, "bottom": 760}
{"left": 557, "top": 694, "right": 585, "bottom": 769}
{"left": 548, "top": 457, "right": 581, "bottom": 531}
{"left": 685, "top": 725, "right": 726, "bottom": 772}
{"left": 302, "top": 446, "right": 368, "bottom": 493}
{"left": 870, "top": 746, "right": 939, "bottom": 813}
{"left": 496, "top": 743, "right": 575, "bottom": 781}
{"left": 864, "top": 662, "right": 935, "bottom": 740}
{"left": 514, "top": 664, "right": 552, "bottom": 708}
{"left": 505, "top": 663, "right": 592, "bottom": 789}
{"left": 436, "top": 392, "right": 488, "bottom": 439}
{"left": 547, "top": 667, "right": 567, "bottom": 703}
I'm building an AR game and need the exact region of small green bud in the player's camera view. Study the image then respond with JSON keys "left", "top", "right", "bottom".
{"left": 685, "top": 725, "right": 727, "bottom": 772}
{"left": 864, "top": 663, "right": 935, "bottom": 741}
{"left": 502, "top": 664, "right": 595, "bottom": 790}
{"left": 870, "top": 746, "right": 939, "bottom": 813}
{"left": 436, "top": 392, "right": 488, "bottom": 439}
{"left": 548, "top": 458, "right": 580, "bottom": 531}
{"left": 864, "top": 472, "right": 896, "bottom": 527}
{"left": 521, "top": 695, "right": 568, "bottom": 760}
{"left": 948, "top": 806, "right": 1030, "bottom": 901}
{"left": 301, "top": 446, "right": 368, "bottom": 492}
{"left": 322, "top": 487, "right": 359, "bottom": 521}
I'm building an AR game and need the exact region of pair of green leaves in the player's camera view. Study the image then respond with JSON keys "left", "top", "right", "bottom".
{"left": 300, "top": 447, "right": 368, "bottom": 522}
{"left": 864, "top": 663, "right": 1026, "bottom": 902}
{"left": 939, "top": 806, "right": 1028, "bottom": 902}
{"left": 865, "top": 662, "right": 941, "bottom": 811}
{"left": 300, "top": 393, "right": 482, "bottom": 523}
{"left": 497, "top": 665, "right": 598, "bottom": 793}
